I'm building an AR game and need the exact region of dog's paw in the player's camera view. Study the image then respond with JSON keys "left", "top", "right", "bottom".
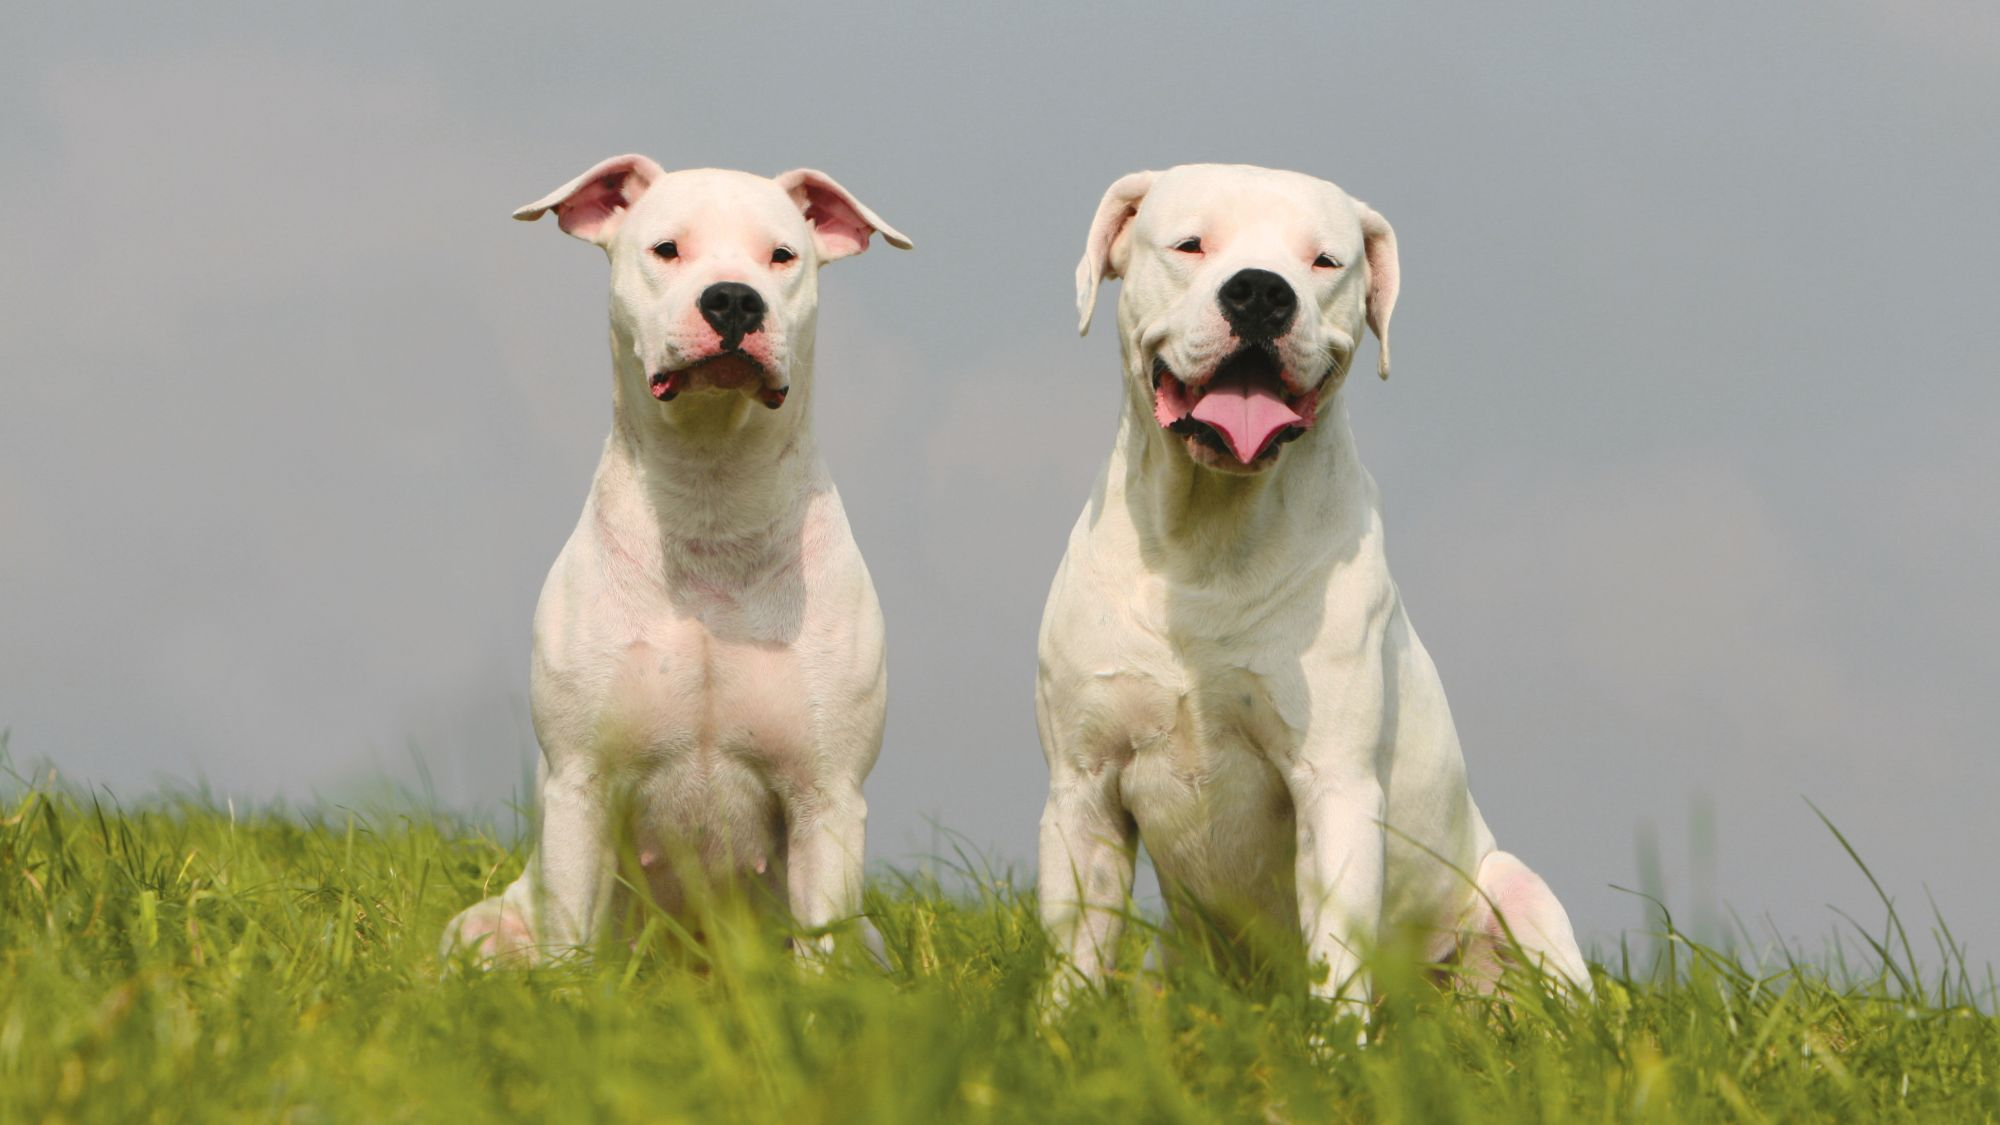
{"left": 440, "top": 898, "right": 536, "bottom": 968}
{"left": 855, "top": 916, "right": 891, "bottom": 970}
{"left": 1304, "top": 994, "right": 1374, "bottom": 1061}
{"left": 788, "top": 931, "right": 836, "bottom": 972}
{"left": 1305, "top": 1019, "right": 1370, "bottom": 1062}
{"left": 1036, "top": 964, "right": 1103, "bottom": 1024}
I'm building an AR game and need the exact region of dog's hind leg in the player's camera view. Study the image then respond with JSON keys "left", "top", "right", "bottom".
{"left": 1457, "top": 850, "right": 1591, "bottom": 996}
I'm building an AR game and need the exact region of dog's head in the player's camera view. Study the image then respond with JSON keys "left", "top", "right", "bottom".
{"left": 1076, "top": 165, "right": 1398, "bottom": 474}
{"left": 516, "top": 156, "right": 909, "bottom": 413}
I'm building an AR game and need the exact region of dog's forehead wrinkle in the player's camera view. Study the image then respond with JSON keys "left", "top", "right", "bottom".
{"left": 1143, "top": 167, "right": 1361, "bottom": 252}
{"left": 626, "top": 170, "right": 807, "bottom": 251}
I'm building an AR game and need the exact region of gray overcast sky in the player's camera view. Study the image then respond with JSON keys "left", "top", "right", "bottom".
{"left": 4, "top": 1, "right": 1996, "bottom": 964}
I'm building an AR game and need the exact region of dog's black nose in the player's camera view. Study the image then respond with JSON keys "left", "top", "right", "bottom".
{"left": 698, "top": 282, "right": 766, "bottom": 348}
{"left": 1217, "top": 269, "right": 1297, "bottom": 340}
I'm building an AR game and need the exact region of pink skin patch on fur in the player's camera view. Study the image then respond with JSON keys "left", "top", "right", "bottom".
{"left": 1154, "top": 373, "right": 1197, "bottom": 428}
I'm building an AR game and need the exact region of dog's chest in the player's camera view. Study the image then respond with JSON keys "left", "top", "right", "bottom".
{"left": 1083, "top": 638, "right": 1301, "bottom": 897}
{"left": 1056, "top": 566, "right": 1306, "bottom": 757}
{"left": 1041, "top": 562, "right": 1317, "bottom": 859}
{"left": 536, "top": 482, "right": 880, "bottom": 768}
{"left": 539, "top": 615, "right": 813, "bottom": 776}
{"left": 1060, "top": 594, "right": 1301, "bottom": 771}
{"left": 531, "top": 516, "right": 867, "bottom": 791}
{"left": 1113, "top": 642, "right": 1299, "bottom": 779}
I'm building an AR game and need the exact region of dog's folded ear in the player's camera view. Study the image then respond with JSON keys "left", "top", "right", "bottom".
{"left": 774, "top": 170, "right": 912, "bottom": 263}
{"left": 513, "top": 154, "right": 666, "bottom": 246}
{"left": 1074, "top": 171, "right": 1159, "bottom": 336}
{"left": 1355, "top": 200, "right": 1399, "bottom": 379}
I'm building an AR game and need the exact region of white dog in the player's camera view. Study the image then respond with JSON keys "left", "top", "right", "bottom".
{"left": 1036, "top": 164, "right": 1589, "bottom": 1011}
{"left": 442, "top": 155, "right": 909, "bottom": 963}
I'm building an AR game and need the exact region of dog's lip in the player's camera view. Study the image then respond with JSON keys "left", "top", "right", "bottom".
{"left": 649, "top": 351, "right": 788, "bottom": 408}
{"left": 1151, "top": 349, "right": 1318, "bottom": 463}
{"left": 1150, "top": 346, "right": 1323, "bottom": 396}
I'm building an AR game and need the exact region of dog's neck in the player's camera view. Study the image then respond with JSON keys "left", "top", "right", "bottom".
{"left": 1111, "top": 373, "right": 1374, "bottom": 582}
{"left": 591, "top": 336, "right": 828, "bottom": 584}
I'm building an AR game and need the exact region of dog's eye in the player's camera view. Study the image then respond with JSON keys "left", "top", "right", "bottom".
{"left": 1173, "top": 237, "right": 1203, "bottom": 254}
{"left": 770, "top": 246, "right": 797, "bottom": 265}
{"left": 652, "top": 240, "right": 679, "bottom": 261}
{"left": 1313, "top": 252, "right": 1342, "bottom": 269}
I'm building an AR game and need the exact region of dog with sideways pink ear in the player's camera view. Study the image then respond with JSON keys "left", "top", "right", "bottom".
{"left": 442, "top": 156, "right": 908, "bottom": 965}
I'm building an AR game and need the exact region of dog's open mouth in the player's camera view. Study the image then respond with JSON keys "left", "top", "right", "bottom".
{"left": 1152, "top": 348, "right": 1315, "bottom": 465}
{"left": 650, "top": 352, "right": 788, "bottom": 410}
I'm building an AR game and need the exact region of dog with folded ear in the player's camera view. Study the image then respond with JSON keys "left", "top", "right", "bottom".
{"left": 1035, "top": 164, "right": 1590, "bottom": 1014}
{"left": 442, "top": 156, "right": 910, "bottom": 964}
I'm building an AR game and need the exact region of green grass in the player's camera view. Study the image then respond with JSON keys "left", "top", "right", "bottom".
{"left": 3, "top": 769, "right": 1995, "bottom": 1124}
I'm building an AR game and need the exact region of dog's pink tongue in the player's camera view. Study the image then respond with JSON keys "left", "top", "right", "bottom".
{"left": 1188, "top": 371, "right": 1303, "bottom": 463}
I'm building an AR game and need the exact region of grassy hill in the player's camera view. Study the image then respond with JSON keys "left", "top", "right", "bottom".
{"left": 3, "top": 773, "right": 1994, "bottom": 1123}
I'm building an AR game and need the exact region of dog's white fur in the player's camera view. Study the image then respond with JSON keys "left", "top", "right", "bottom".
{"left": 1037, "top": 164, "right": 1588, "bottom": 1009}
{"left": 442, "top": 156, "right": 908, "bottom": 963}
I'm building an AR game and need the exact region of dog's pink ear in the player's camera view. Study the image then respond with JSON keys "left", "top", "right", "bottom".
{"left": 513, "top": 154, "right": 666, "bottom": 245}
{"left": 773, "top": 169, "right": 912, "bottom": 263}
{"left": 1074, "top": 171, "right": 1158, "bottom": 336}
{"left": 1355, "top": 200, "right": 1399, "bottom": 379}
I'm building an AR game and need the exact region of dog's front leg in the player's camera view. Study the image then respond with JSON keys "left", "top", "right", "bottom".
{"left": 532, "top": 762, "right": 616, "bottom": 956}
{"left": 1288, "top": 762, "right": 1386, "bottom": 1017}
{"left": 1037, "top": 760, "right": 1136, "bottom": 1002}
{"left": 784, "top": 782, "right": 868, "bottom": 958}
